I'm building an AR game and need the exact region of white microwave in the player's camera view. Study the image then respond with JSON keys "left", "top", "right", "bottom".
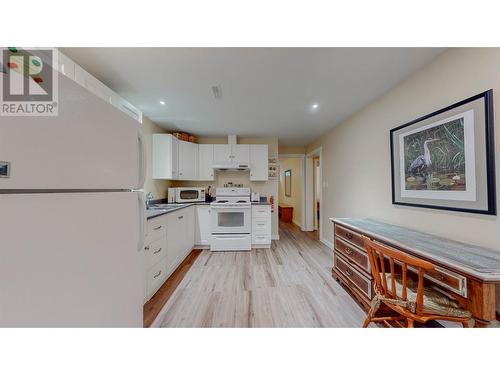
{"left": 168, "top": 187, "right": 206, "bottom": 203}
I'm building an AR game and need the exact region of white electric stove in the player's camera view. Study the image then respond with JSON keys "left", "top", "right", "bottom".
{"left": 210, "top": 187, "right": 252, "bottom": 251}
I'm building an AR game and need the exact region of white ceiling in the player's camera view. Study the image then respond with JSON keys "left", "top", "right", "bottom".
{"left": 62, "top": 48, "right": 444, "bottom": 147}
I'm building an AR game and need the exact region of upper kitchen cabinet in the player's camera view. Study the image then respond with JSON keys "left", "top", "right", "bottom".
{"left": 249, "top": 144, "right": 268, "bottom": 181}
{"left": 178, "top": 140, "right": 199, "bottom": 180}
{"left": 213, "top": 144, "right": 250, "bottom": 166}
{"left": 152, "top": 134, "right": 179, "bottom": 180}
{"left": 198, "top": 144, "right": 215, "bottom": 181}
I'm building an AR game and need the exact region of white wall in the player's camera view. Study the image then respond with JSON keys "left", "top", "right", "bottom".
{"left": 306, "top": 48, "right": 500, "bottom": 311}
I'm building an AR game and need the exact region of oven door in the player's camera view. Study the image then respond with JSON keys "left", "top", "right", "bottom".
{"left": 176, "top": 188, "right": 203, "bottom": 202}
{"left": 211, "top": 206, "right": 251, "bottom": 234}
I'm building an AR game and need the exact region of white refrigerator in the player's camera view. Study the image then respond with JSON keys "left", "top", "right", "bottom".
{"left": 0, "top": 74, "right": 146, "bottom": 327}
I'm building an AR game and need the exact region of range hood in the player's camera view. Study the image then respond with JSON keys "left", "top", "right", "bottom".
{"left": 212, "top": 135, "right": 250, "bottom": 171}
{"left": 213, "top": 163, "right": 250, "bottom": 171}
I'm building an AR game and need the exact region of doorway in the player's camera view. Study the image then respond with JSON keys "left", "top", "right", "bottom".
{"left": 304, "top": 147, "right": 322, "bottom": 242}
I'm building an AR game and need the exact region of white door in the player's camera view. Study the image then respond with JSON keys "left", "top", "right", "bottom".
{"left": 250, "top": 144, "right": 268, "bottom": 181}
{"left": 213, "top": 144, "right": 232, "bottom": 165}
{"left": 198, "top": 144, "right": 215, "bottom": 181}
{"left": 232, "top": 144, "right": 250, "bottom": 165}
{"left": 178, "top": 141, "right": 198, "bottom": 180}
{"left": 195, "top": 205, "right": 212, "bottom": 245}
{"left": 0, "top": 191, "right": 144, "bottom": 327}
{"left": 0, "top": 75, "right": 144, "bottom": 190}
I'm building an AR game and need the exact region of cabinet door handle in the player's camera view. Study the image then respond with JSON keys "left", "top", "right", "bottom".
{"left": 153, "top": 248, "right": 162, "bottom": 255}
{"left": 178, "top": 215, "right": 184, "bottom": 220}
{"left": 144, "top": 246, "right": 150, "bottom": 251}
{"left": 154, "top": 225, "right": 162, "bottom": 230}
{"left": 153, "top": 270, "right": 162, "bottom": 279}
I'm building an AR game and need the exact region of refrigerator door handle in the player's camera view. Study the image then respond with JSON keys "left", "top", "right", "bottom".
{"left": 137, "top": 130, "right": 146, "bottom": 189}
{"left": 137, "top": 192, "right": 146, "bottom": 252}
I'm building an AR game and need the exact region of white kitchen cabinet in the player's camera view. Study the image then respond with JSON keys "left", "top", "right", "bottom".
{"left": 57, "top": 51, "right": 75, "bottom": 80}
{"left": 198, "top": 144, "right": 215, "bottom": 181}
{"left": 250, "top": 144, "right": 268, "bottom": 181}
{"left": 166, "top": 206, "right": 195, "bottom": 273}
{"left": 74, "top": 65, "right": 116, "bottom": 105}
{"left": 195, "top": 205, "right": 211, "bottom": 246}
{"left": 213, "top": 144, "right": 232, "bottom": 165}
{"left": 251, "top": 205, "right": 271, "bottom": 248}
{"left": 178, "top": 140, "right": 199, "bottom": 180}
{"left": 213, "top": 144, "right": 250, "bottom": 166}
{"left": 232, "top": 144, "right": 250, "bottom": 165}
{"left": 152, "top": 134, "right": 179, "bottom": 180}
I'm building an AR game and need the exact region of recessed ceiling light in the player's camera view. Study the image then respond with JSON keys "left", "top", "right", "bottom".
{"left": 311, "top": 103, "right": 319, "bottom": 110}
{"left": 160, "top": 100, "right": 166, "bottom": 105}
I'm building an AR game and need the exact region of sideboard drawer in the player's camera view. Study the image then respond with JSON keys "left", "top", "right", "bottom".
{"left": 335, "top": 237, "right": 369, "bottom": 273}
{"left": 335, "top": 224, "right": 364, "bottom": 249}
{"left": 335, "top": 254, "right": 372, "bottom": 299}
{"left": 425, "top": 266, "right": 467, "bottom": 297}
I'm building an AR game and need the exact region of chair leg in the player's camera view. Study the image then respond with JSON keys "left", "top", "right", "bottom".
{"left": 362, "top": 308, "right": 373, "bottom": 328}
{"left": 407, "top": 318, "right": 414, "bottom": 328}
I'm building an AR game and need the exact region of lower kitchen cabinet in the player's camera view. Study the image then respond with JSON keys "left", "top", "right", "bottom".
{"left": 195, "top": 205, "right": 211, "bottom": 247}
{"left": 251, "top": 205, "right": 271, "bottom": 248}
{"left": 144, "top": 206, "right": 195, "bottom": 302}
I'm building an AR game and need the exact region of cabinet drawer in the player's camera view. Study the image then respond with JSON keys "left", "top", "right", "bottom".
{"left": 335, "top": 254, "right": 372, "bottom": 299}
{"left": 335, "top": 224, "right": 364, "bottom": 249}
{"left": 252, "top": 234, "right": 271, "bottom": 244}
{"left": 147, "top": 215, "right": 166, "bottom": 242}
{"left": 146, "top": 258, "right": 168, "bottom": 299}
{"left": 424, "top": 267, "right": 467, "bottom": 297}
{"left": 145, "top": 237, "right": 167, "bottom": 268}
{"left": 252, "top": 206, "right": 271, "bottom": 218}
{"left": 335, "top": 237, "right": 369, "bottom": 273}
{"left": 252, "top": 218, "right": 271, "bottom": 235}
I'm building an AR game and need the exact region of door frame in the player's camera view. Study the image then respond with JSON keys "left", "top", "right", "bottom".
{"left": 304, "top": 147, "right": 323, "bottom": 240}
{"left": 277, "top": 153, "right": 306, "bottom": 230}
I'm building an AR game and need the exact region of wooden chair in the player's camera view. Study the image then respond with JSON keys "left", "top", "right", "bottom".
{"left": 362, "top": 236, "right": 472, "bottom": 328}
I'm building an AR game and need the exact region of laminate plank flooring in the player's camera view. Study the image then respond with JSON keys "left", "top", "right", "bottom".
{"left": 151, "top": 222, "right": 366, "bottom": 328}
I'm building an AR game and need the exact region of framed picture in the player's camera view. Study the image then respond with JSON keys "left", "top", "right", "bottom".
{"left": 390, "top": 90, "right": 496, "bottom": 215}
{"left": 284, "top": 169, "right": 292, "bottom": 197}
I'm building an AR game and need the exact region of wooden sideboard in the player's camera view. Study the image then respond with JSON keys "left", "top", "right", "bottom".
{"left": 331, "top": 218, "right": 500, "bottom": 327}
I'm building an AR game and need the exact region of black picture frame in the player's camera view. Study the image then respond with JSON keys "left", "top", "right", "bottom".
{"left": 284, "top": 169, "right": 292, "bottom": 197}
{"left": 390, "top": 90, "right": 496, "bottom": 215}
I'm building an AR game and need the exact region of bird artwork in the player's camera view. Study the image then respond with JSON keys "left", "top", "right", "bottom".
{"left": 407, "top": 138, "right": 440, "bottom": 178}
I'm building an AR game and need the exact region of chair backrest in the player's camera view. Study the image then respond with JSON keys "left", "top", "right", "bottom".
{"left": 363, "top": 236, "right": 434, "bottom": 315}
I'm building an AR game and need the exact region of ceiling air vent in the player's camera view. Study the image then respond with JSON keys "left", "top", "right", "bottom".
{"left": 211, "top": 85, "right": 223, "bottom": 99}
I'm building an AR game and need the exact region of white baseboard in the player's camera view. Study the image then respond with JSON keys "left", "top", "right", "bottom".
{"left": 292, "top": 219, "right": 302, "bottom": 227}
{"left": 320, "top": 237, "right": 334, "bottom": 250}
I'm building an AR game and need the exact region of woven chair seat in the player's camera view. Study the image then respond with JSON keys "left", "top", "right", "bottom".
{"left": 379, "top": 273, "right": 471, "bottom": 318}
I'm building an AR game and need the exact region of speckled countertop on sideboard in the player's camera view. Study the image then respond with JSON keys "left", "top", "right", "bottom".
{"left": 331, "top": 217, "right": 500, "bottom": 282}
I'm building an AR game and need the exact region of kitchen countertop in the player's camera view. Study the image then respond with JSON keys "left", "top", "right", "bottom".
{"left": 146, "top": 199, "right": 270, "bottom": 219}
{"left": 331, "top": 217, "right": 500, "bottom": 282}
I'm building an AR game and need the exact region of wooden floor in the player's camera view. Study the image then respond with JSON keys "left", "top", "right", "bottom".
{"left": 150, "top": 221, "right": 366, "bottom": 328}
